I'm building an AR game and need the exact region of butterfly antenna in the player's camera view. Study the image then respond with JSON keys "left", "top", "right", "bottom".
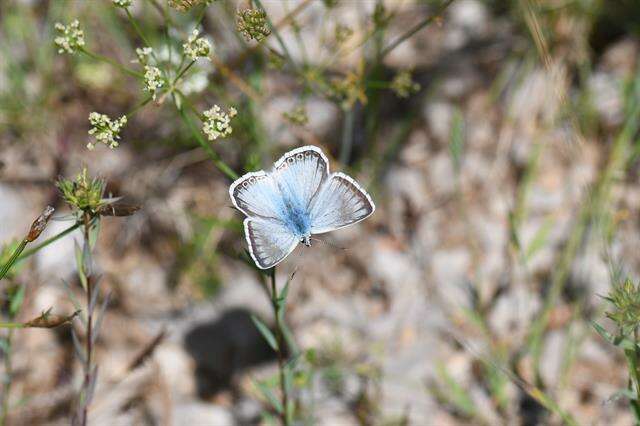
{"left": 310, "top": 237, "right": 348, "bottom": 251}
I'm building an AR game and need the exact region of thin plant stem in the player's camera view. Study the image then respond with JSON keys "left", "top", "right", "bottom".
{"left": 339, "top": 107, "right": 355, "bottom": 165}
{"left": 126, "top": 95, "right": 154, "bottom": 118}
{"left": 79, "top": 48, "right": 144, "bottom": 79}
{"left": 175, "top": 103, "right": 239, "bottom": 181}
{"left": 0, "top": 240, "right": 27, "bottom": 282}
{"left": 17, "top": 222, "right": 82, "bottom": 262}
{"left": 253, "top": 0, "right": 297, "bottom": 71}
{"left": 379, "top": 0, "right": 455, "bottom": 59}
{"left": 0, "top": 329, "right": 15, "bottom": 425}
{"left": 269, "top": 268, "right": 290, "bottom": 426}
{"left": 80, "top": 212, "right": 93, "bottom": 426}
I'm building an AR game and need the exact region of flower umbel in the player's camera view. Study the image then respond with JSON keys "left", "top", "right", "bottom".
{"left": 56, "top": 167, "right": 106, "bottom": 213}
{"left": 202, "top": 105, "right": 237, "bottom": 141}
{"left": 236, "top": 8, "right": 271, "bottom": 42}
{"left": 54, "top": 20, "right": 85, "bottom": 54}
{"left": 113, "top": 0, "right": 132, "bottom": 8}
{"left": 144, "top": 65, "right": 164, "bottom": 100}
{"left": 183, "top": 29, "right": 212, "bottom": 61}
{"left": 135, "top": 47, "right": 154, "bottom": 65}
{"left": 391, "top": 70, "right": 421, "bottom": 98}
{"left": 87, "top": 112, "right": 127, "bottom": 150}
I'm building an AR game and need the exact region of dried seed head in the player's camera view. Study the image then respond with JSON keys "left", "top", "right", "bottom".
{"left": 236, "top": 8, "right": 271, "bottom": 42}
{"left": 27, "top": 206, "right": 55, "bottom": 242}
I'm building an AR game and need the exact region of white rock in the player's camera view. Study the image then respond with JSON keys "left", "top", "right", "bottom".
{"left": 171, "top": 401, "right": 233, "bottom": 426}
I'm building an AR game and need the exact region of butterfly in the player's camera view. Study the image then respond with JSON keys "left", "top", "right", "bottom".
{"left": 229, "top": 146, "right": 375, "bottom": 269}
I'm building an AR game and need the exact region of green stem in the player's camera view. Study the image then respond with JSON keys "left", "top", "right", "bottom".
{"left": 0, "top": 240, "right": 27, "bottom": 282}
{"left": 126, "top": 95, "right": 154, "bottom": 118}
{"left": 339, "top": 108, "right": 355, "bottom": 165}
{"left": 270, "top": 268, "right": 290, "bottom": 426}
{"left": 0, "top": 327, "right": 15, "bottom": 425}
{"left": 0, "top": 323, "right": 25, "bottom": 330}
{"left": 173, "top": 60, "right": 196, "bottom": 86}
{"left": 176, "top": 104, "right": 239, "bottom": 181}
{"left": 379, "top": 0, "right": 455, "bottom": 59}
{"left": 253, "top": 0, "right": 297, "bottom": 71}
{"left": 79, "top": 48, "right": 144, "bottom": 79}
{"left": 17, "top": 222, "right": 82, "bottom": 262}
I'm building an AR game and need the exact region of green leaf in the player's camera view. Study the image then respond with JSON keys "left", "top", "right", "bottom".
{"left": 9, "top": 285, "right": 25, "bottom": 317}
{"left": 434, "top": 362, "right": 476, "bottom": 417}
{"left": 255, "top": 380, "right": 283, "bottom": 413}
{"left": 251, "top": 315, "right": 278, "bottom": 351}
{"left": 592, "top": 321, "right": 640, "bottom": 351}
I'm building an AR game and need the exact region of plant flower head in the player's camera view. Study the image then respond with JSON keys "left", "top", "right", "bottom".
{"left": 113, "top": 0, "right": 132, "bottom": 8}
{"left": 183, "top": 29, "right": 212, "bottom": 61}
{"left": 202, "top": 105, "right": 237, "bottom": 141}
{"left": 54, "top": 20, "right": 85, "bottom": 55}
{"left": 144, "top": 65, "right": 164, "bottom": 100}
{"left": 56, "top": 167, "right": 106, "bottom": 214}
{"left": 605, "top": 278, "right": 640, "bottom": 333}
{"left": 391, "top": 70, "right": 421, "bottom": 98}
{"left": 87, "top": 112, "right": 127, "bottom": 150}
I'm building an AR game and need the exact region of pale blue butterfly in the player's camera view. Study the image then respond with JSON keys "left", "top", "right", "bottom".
{"left": 229, "top": 146, "right": 375, "bottom": 269}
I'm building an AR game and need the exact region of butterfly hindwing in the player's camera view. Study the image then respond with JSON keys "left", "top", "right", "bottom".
{"left": 309, "top": 172, "right": 375, "bottom": 234}
{"left": 244, "top": 218, "right": 299, "bottom": 269}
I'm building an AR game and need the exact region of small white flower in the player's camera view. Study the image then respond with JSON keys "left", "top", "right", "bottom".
{"left": 202, "top": 105, "right": 237, "bottom": 140}
{"left": 134, "top": 47, "right": 153, "bottom": 65}
{"left": 183, "top": 29, "right": 212, "bottom": 61}
{"left": 143, "top": 65, "right": 164, "bottom": 100}
{"left": 113, "top": 0, "right": 132, "bottom": 8}
{"left": 87, "top": 112, "right": 127, "bottom": 150}
{"left": 54, "top": 20, "right": 85, "bottom": 55}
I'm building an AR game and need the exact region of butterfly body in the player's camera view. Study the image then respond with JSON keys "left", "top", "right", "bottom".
{"left": 230, "top": 146, "right": 374, "bottom": 269}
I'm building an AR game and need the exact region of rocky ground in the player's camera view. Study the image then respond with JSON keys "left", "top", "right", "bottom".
{"left": 1, "top": 0, "right": 640, "bottom": 424}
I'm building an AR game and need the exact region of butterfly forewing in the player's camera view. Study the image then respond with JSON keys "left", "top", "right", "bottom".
{"left": 230, "top": 171, "right": 284, "bottom": 220}
{"left": 273, "top": 146, "right": 329, "bottom": 210}
{"left": 309, "top": 172, "right": 375, "bottom": 234}
{"left": 244, "top": 218, "right": 299, "bottom": 269}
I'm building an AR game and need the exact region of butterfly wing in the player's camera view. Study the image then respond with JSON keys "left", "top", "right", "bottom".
{"left": 272, "top": 146, "right": 329, "bottom": 210}
{"left": 309, "top": 172, "right": 375, "bottom": 234}
{"left": 244, "top": 218, "right": 299, "bottom": 269}
{"left": 229, "top": 171, "right": 284, "bottom": 220}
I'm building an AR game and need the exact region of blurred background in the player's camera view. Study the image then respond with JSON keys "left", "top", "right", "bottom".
{"left": 2, "top": 0, "right": 640, "bottom": 424}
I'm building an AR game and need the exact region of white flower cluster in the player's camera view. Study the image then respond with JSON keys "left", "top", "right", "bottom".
{"left": 135, "top": 47, "right": 153, "bottom": 64}
{"left": 87, "top": 112, "right": 127, "bottom": 150}
{"left": 54, "top": 20, "right": 85, "bottom": 55}
{"left": 144, "top": 65, "right": 164, "bottom": 99}
{"left": 202, "top": 105, "right": 237, "bottom": 141}
{"left": 183, "top": 29, "right": 212, "bottom": 61}
{"left": 113, "top": 0, "right": 132, "bottom": 8}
